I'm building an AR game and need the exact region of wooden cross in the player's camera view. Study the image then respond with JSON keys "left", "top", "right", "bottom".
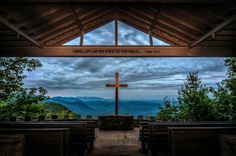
{"left": 106, "top": 72, "right": 128, "bottom": 115}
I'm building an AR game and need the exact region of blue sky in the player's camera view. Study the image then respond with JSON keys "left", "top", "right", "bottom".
{"left": 23, "top": 22, "right": 227, "bottom": 100}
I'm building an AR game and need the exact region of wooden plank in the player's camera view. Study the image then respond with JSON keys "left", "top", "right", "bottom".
{"left": 220, "top": 135, "right": 236, "bottom": 156}
{"left": 0, "top": 128, "right": 70, "bottom": 156}
{"left": 0, "top": 16, "right": 42, "bottom": 48}
{"left": 162, "top": 9, "right": 204, "bottom": 34}
{"left": 41, "top": 24, "right": 78, "bottom": 42}
{"left": 168, "top": 127, "right": 236, "bottom": 156}
{"left": 155, "top": 23, "right": 191, "bottom": 44}
{"left": 190, "top": 13, "right": 236, "bottom": 48}
{"left": 0, "top": 121, "right": 95, "bottom": 154}
{"left": 27, "top": 11, "right": 73, "bottom": 35}
{"left": 158, "top": 18, "right": 197, "bottom": 40}
{"left": 68, "top": 5, "right": 83, "bottom": 30}
{"left": 0, "top": 46, "right": 235, "bottom": 57}
{"left": 80, "top": 30, "right": 84, "bottom": 46}
{"left": 115, "top": 19, "right": 118, "bottom": 46}
{"left": 44, "top": 28, "right": 80, "bottom": 45}
{"left": 1, "top": 0, "right": 235, "bottom": 4}
{"left": 0, "top": 135, "right": 24, "bottom": 156}
{"left": 143, "top": 122, "right": 236, "bottom": 155}
{"left": 150, "top": 6, "right": 163, "bottom": 32}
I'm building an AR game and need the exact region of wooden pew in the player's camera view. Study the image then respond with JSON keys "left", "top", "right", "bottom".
{"left": 0, "top": 128, "right": 70, "bottom": 156}
{"left": 139, "top": 122, "right": 150, "bottom": 152}
{"left": 39, "top": 120, "right": 96, "bottom": 149}
{"left": 0, "top": 121, "right": 94, "bottom": 156}
{"left": 168, "top": 127, "right": 236, "bottom": 156}
{"left": 220, "top": 135, "right": 236, "bottom": 156}
{"left": 140, "top": 121, "right": 236, "bottom": 155}
{"left": 49, "top": 120, "right": 96, "bottom": 151}
{"left": 0, "top": 135, "right": 25, "bottom": 156}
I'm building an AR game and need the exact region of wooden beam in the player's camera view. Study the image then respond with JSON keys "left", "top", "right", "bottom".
{"left": 155, "top": 23, "right": 191, "bottom": 44}
{"left": 0, "top": 46, "right": 235, "bottom": 57}
{"left": 161, "top": 10, "right": 203, "bottom": 34}
{"left": 17, "top": 7, "right": 61, "bottom": 28}
{"left": 0, "top": 16, "right": 42, "bottom": 48}
{"left": 28, "top": 11, "right": 72, "bottom": 34}
{"left": 81, "top": 8, "right": 114, "bottom": 25}
{"left": 190, "top": 13, "right": 236, "bottom": 48}
{"left": 149, "top": 31, "right": 153, "bottom": 46}
{"left": 158, "top": 18, "right": 198, "bottom": 40}
{"left": 41, "top": 24, "right": 78, "bottom": 42}
{"left": 118, "top": 11, "right": 185, "bottom": 46}
{"left": 68, "top": 5, "right": 83, "bottom": 30}
{"left": 43, "top": 27, "right": 79, "bottom": 45}
{"left": 80, "top": 30, "right": 84, "bottom": 46}
{"left": 122, "top": 7, "right": 153, "bottom": 24}
{"left": 79, "top": 7, "right": 107, "bottom": 21}
{"left": 118, "top": 17, "right": 187, "bottom": 46}
{"left": 36, "top": 19, "right": 75, "bottom": 40}
{"left": 83, "top": 11, "right": 115, "bottom": 31}
{"left": 150, "top": 6, "right": 163, "bottom": 32}
{"left": 115, "top": 19, "right": 118, "bottom": 46}
{"left": 1, "top": 0, "right": 235, "bottom": 4}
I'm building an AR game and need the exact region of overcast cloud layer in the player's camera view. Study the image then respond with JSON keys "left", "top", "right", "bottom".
{"left": 24, "top": 57, "right": 227, "bottom": 100}
{"left": 32, "top": 22, "right": 226, "bottom": 100}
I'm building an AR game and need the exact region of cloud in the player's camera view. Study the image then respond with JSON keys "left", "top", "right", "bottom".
{"left": 63, "top": 20, "right": 170, "bottom": 46}
{"left": 21, "top": 22, "right": 228, "bottom": 99}
{"left": 23, "top": 57, "right": 227, "bottom": 99}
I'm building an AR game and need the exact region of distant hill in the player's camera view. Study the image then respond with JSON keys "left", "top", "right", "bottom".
{"left": 44, "top": 96, "right": 163, "bottom": 116}
{"left": 45, "top": 102, "right": 72, "bottom": 113}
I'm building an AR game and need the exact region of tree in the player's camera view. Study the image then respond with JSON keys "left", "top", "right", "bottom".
{"left": 0, "top": 57, "right": 48, "bottom": 120}
{"left": 157, "top": 96, "right": 178, "bottom": 121}
{"left": 210, "top": 57, "right": 236, "bottom": 120}
{"left": 177, "top": 72, "right": 213, "bottom": 121}
{"left": 0, "top": 57, "right": 42, "bottom": 101}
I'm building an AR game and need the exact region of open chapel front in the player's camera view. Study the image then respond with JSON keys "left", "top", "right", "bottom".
{"left": 0, "top": 0, "right": 236, "bottom": 156}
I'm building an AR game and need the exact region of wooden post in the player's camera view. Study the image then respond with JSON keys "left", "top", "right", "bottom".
{"left": 80, "top": 30, "right": 84, "bottom": 46}
{"left": 115, "top": 72, "right": 119, "bottom": 115}
{"left": 149, "top": 31, "right": 153, "bottom": 46}
{"left": 115, "top": 19, "right": 118, "bottom": 46}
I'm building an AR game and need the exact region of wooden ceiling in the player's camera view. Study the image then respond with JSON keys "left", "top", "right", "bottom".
{"left": 0, "top": 1, "right": 236, "bottom": 48}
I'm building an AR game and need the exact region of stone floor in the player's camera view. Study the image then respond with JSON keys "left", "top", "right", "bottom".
{"left": 88, "top": 128, "right": 147, "bottom": 156}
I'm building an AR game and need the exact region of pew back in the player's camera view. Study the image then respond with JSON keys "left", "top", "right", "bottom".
{"left": 168, "top": 127, "right": 236, "bottom": 156}
{"left": 0, "top": 121, "right": 94, "bottom": 155}
{"left": 140, "top": 121, "right": 236, "bottom": 155}
{"left": 0, "top": 128, "right": 70, "bottom": 156}
{"left": 0, "top": 135, "right": 25, "bottom": 156}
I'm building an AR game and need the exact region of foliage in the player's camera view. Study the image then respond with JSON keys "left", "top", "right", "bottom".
{"left": 45, "top": 102, "right": 72, "bottom": 113}
{"left": 210, "top": 57, "right": 236, "bottom": 120}
{"left": 0, "top": 57, "right": 41, "bottom": 101}
{"left": 156, "top": 97, "right": 178, "bottom": 121}
{"left": 0, "top": 88, "right": 48, "bottom": 120}
{"left": 0, "top": 57, "right": 77, "bottom": 121}
{"left": 157, "top": 58, "right": 236, "bottom": 121}
{"left": 44, "top": 102, "right": 76, "bottom": 119}
{"left": 177, "top": 72, "right": 213, "bottom": 121}
{"left": 0, "top": 57, "right": 48, "bottom": 120}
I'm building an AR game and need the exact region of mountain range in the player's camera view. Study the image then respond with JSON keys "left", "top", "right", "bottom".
{"left": 44, "top": 96, "right": 163, "bottom": 117}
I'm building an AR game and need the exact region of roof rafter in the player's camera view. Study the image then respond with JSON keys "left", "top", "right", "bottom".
{"left": 190, "top": 13, "right": 236, "bottom": 48}
{"left": 117, "top": 11, "right": 185, "bottom": 46}
{"left": 68, "top": 5, "right": 83, "bottom": 30}
{"left": 0, "top": 16, "right": 42, "bottom": 48}
{"left": 150, "top": 6, "right": 163, "bottom": 32}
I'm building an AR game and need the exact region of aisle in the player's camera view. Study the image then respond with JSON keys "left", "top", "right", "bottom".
{"left": 88, "top": 128, "right": 147, "bottom": 156}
